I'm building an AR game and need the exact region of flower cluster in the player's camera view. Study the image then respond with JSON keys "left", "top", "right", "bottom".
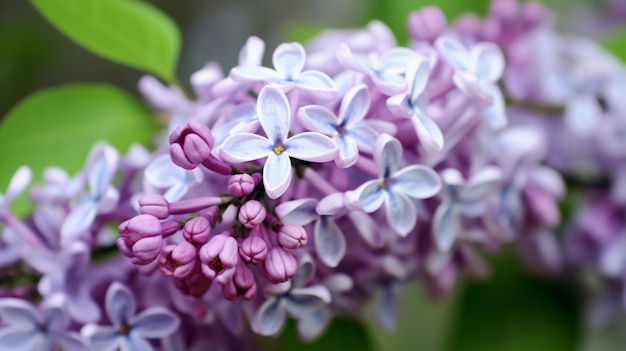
{"left": 1, "top": 0, "right": 626, "bottom": 349}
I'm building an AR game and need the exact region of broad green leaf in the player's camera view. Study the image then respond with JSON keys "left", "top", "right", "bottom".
{"left": 601, "top": 26, "right": 626, "bottom": 63}
{"left": 445, "top": 252, "right": 581, "bottom": 351}
{"left": 30, "top": 0, "right": 180, "bottom": 82}
{"left": 271, "top": 318, "right": 378, "bottom": 351}
{"left": 0, "top": 83, "right": 159, "bottom": 215}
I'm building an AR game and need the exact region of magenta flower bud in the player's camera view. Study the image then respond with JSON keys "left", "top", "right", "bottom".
{"left": 238, "top": 233, "right": 268, "bottom": 264}
{"left": 522, "top": 1, "right": 546, "bottom": 26}
{"left": 199, "top": 233, "right": 238, "bottom": 284}
{"left": 117, "top": 214, "right": 165, "bottom": 265}
{"left": 169, "top": 121, "right": 215, "bottom": 170}
{"left": 183, "top": 216, "right": 212, "bottom": 245}
{"left": 238, "top": 200, "right": 267, "bottom": 228}
{"left": 173, "top": 266, "right": 212, "bottom": 298}
{"left": 228, "top": 173, "right": 257, "bottom": 197}
{"left": 277, "top": 224, "right": 308, "bottom": 249}
{"left": 490, "top": 0, "right": 519, "bottom": 21}
{"left": 159, "top": 241, "right": 198, "bottom": 279}
{"left": 139, "top": 194, "right": 170, "bottom": 219}
{"left": 222, "top": 263, "right": 257, "bottom": 300}
{"left": 407, "top": 6, "right": 447, "bottom": 41}
{"left": 454, "top": 13, "right": 482, "bottom": 37}
{"left": 263, "top": 247, "right": 297, "bottom": 284}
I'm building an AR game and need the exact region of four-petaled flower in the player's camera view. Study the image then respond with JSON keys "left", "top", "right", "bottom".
{"left": 346, "top": 134, "right": 442, "bottom": 236}
{"left": 220, "top": 86, "right": 338, "bottom": 199}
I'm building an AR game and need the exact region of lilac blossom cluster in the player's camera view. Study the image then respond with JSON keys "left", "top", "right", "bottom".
{"left": 1, "top": 0, "right": 625, "bottom": 349}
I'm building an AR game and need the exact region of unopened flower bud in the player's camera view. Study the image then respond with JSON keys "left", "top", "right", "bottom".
{"left": 169, "top": 121, "right": 214, "bottom": 170}
{"left": 139, "top": 194, "right": 170, "bottom": 219}
{"left": 183, "top": 216, "right": 212, "bottom": 245}
{"left": 239, "top": 233, "right": 268, "bottom": 264}
{"left": 238, "top": 200, "right": 267, "bottom": 228}
{"left": 159, "top": 241, "right": 197, "bottom": 278}
{"left": 228, "top": 173, "right": 257, "bottom": 197}
{"left": 222, "top": 263, "right": 257, "bottom": 300}
{"left": 407, "top": 6, "right": 447, "bottom": 42}
{"left": 263, "top": 247, "right": 297, "bottom": 284}
{"left": 277, "top": 224, "right": 308, "bottom": 249}
{"left": 117, "top": 214, "right": 165, "bottom": 265}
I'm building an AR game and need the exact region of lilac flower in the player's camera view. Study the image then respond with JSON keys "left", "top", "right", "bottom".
{"left": 220, "top": 86, "right": 337, "bottom": 199}
{"left": 387, "top": 59, "right": 444, "bottom": 152}
{"left": 81, "top": 282, "right": 180, "bottom": 351}
{"left": 61, "top": 143, "right": 120, "bottom": 244}
{"left": 230, "top": 42, "right": 337, "bottom": 99}
{"left": 199, "top": 233, "right": 238, "bottom": 284}
{"left": 144, "top": 154, "right": 203, "bottom": 202}
{"left": 0, "top": 166, "right": 31, "bottom": 218}
{"left": 346, "top": 134, "right": 442, "bottom": 236}
{"left": 0, "top": 298, "right": 86, "bottom": 351}
{"left": 299, "top": 84, "right": 379, "bottom": 168}
{"left": 435, "top": 36, "right": 507, "bottom": 129}
{"left": 252, "top": 254, "right": 331, "bottom": 336}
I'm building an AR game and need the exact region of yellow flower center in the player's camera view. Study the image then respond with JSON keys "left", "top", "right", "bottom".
{"left": 273, "top": 145, "right": 285, "bottom": 155}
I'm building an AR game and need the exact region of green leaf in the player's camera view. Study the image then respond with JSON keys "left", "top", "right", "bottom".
{"left": 29, "top": 0, "right": 180, "bottom": 82}
{"left": 601, "top": 26, "right": 626, "bottom": 63}
{"left": 0, "top": 83, "right": 158, "bottom": 215}
{"left": 272, "top": 318, "right": 378, "bottom": 351}
{"left": 445, "top": 252, "right": 582, "bottom": 351}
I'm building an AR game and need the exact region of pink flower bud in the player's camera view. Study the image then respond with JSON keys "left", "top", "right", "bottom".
{"left": 183, "top": 216, "right": 211, "bottom": 245}
{"left": 159, "top": 241, "right": 198, "bottom": 279}
{"left": 117, "top": 214, "right": 164, "bottom": 265}
{"left": 238, "top": 200, "right": 267, "bottom": 228}
{"left": 173, "top": 265, "right": 212, "bottom": 298}
{"left": 199, "top": 233, "right": 238, "bottom": 284}
{"left": 139, "top": 194, "right": 170, "bottom": 219}
{"left": 263, "top": 247, "right": 297, "bottom": 284}
{"left": 222, "top": 263, "right": 257, "bottom": 300}
{"left": 238, "top": 233, "right": 268, "bottom": 264}
{"left": 407, "top": 6, "right": 447, "bottom": 42}
{"left": 228, "top": 174, "right": 257, "bottom": 197}
{"left": 277, "top": 224, "right": 308, "bottom": 249}
{"left": 169, "top": 121, "right": 214, "bottom": 170}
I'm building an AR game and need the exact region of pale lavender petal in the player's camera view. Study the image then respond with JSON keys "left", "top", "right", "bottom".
{"left": 339, "top": 84, "right": 370, "bottom": 126}
{"left": 230, "top": 66, "right": 280, "bottom": 83}
{"left": 120, "top": 336, "right": 154, "bottom": 351}
{"left": 239, "top": 36, "right": 265, "bottom": 66}
{"left": 350, "top": 180, "right": 384, "bottom": 213}
{"left": 374, "top": 134, "right": 402, "bottom": 178}
{"left": 254, "top": 298, "right": 286, "bottom": 336}
{"left": 600, "top": 236, "right": 626, "bottom": 277}
{"left": 433, "top": 202, "right": 460, "bottom": 252}
{"left": 263, "top": 153, "right": 292, "bottom": 199}
{"left": 529, "top": 166, "right": 564, "bottom": 197}
{"left": 40, "top": 306, "right": 67, "bottom": 330}
{"left": 472, "top": 42, "right": 505, "bottom": 83}
{"left": 287, "top": 286, "right": 332, "bottom": 318}
{"left": 105, "top": 282, "right": 136, "bottom": 327}
{"left": 257, "top": 86, "right": 291, "bottom": 143}
{"left": 377, "top": 286, "right": 398, "bottom": 330}
{"left": 0, "top": 328, "right": 42, "bottom": 351}
{"left": 411, "top": 110, "right": 444, "bottom": 153}
{"left": 384, "top": 190, "right": 417, "bottom": 236}
{"left": 291, "top": 254, "right": 315, "bottom": 289}
{"left": 5, "top": 166, "right": 32, "bottom": 200}
{"left": 285, "top": 132, "right": 337, "bottom": 163}
{"left": 435, "top": 36, "right": 470, "bottom": 71}
{"left": 55, "top": 333, "right": 88, "bottom": 351}
{"left": 61, "top": 198, "right": 98, "bottom": 242}
{"left": 0, "top": 299, "right": 37, "bottom": 326}
{"left": 273, "top": 43, "right": 305, "bottom": 79}
{"left": 81, "top": 325, "right": 120, "bottom": 351}
{"left": 219, "top": 133, "right": 273, "bottom": 163}
{"left": 461, "top": 166, "right": 503, "bottom": 202}
{"left": 453, "top": 70, "right": 491, "bottom": 102}
{"left": 275, "top": 198, "right": 318, "bottom": 225}
{"left": 315, "top": 216, "right": 346, "bottom": 267}
{"left": 346, "top": 125, "right": 379, "bottom": 153}
{"left": 316, "top": 192, "right": 345, "bottom": 216}
{"left": 409, "top": 59, "right": 430, "bottom": 101}
{"left": 229, "top": 103, "right": 259, "bottom": 134}
{"left": 392, "top": 165, "right": 442, "bottom": 199}
{"left": 386, "top": 94, "right": 413, "bottom": 118}
{"left": 335, "top": 135, "right": 359, "bottom": 168}
{"left": 297, "top": 308, "right": 330, "bottom": 341}
{"left": 131, "top": 307, "right": 180, "bottom": 338}
{"left": 298, "top": 106, "right": 338, "bottom": 135}
{"left": 379, "top": 48, "right": 418, "bottom": 73}
{"left": 564, "top": 94, "right": 601, "bottom": 136}
{"left": 336, "top": 44, "right": 368, "bottom": 73}
{"left": 481, "top": 84, "right": 507, "bottom": 130}
{"left": 295, "top": 71, "right": 337, "bottom": 99}
{"left": 87, "top": 144, "right": 119, "bottom": 196}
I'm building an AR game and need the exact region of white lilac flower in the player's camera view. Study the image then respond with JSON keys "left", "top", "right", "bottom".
{"left": 346, "top": 134, "right": 442, "bottom": 236}
{"left": 299, "top": 84, "right": 379, "bottom": 168}
{"left": 220, "top": 86, "right": 337, "bottom": 199}
{"left": 81, "top": 282, "right": 180, "bottom": 351}
{"left": 230, "top": 42, "right": 337, "bottom": 99}
{"left": 387, "top": 58, "right": 444, "bottom": 153}
{"left": 0, "top": 298, "right": 86, "bottom": 351}
{"left": 435, "top": 36, "right": 507, "bottom": 129}
{"left": 143, "top": 154, "right": 203, "bottom": 202}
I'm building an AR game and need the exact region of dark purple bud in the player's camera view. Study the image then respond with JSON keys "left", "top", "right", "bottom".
{"left": 228, "top": 173, "right": 257, "bottom": 197}
{"left": 183, "top": 216, "right": 212, "bottom": 245}
{"left": 169, "top": 121, "right": 214, "bottom": 170}
{"left": 407, "top": 6, "right": 447, "bottom": 42}
{"left": 239, "top": 232, "right": 268, "bottom": 264}
{"left": 159, "top": 241, "right": 198, "bottom": 279}
{"left": 238, "top": 200, "right": 267, "bottom": 228}
{"left": 263, "top": 247, "right": 297, "bottom": 284}
{"left": 139, "top": 194, "right": 170, "bottom": 219}
{"left": 277, "top": 224, "right": 308, "bottom": 249}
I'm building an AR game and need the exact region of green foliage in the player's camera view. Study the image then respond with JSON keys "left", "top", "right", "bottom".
{"left": 600, "top": 26, "right": 626, "bottom": 63}
{"left": 445, "top": 252, "right": 581, "bottom": 351}
{"left": 275, "top": 318, "right": 378, "bottom": 351}
{"left": 30, "top": 0, "right": 180, "bottom": 82}
{"left": 0, "top": 83, "right": 158, "bottom": 214}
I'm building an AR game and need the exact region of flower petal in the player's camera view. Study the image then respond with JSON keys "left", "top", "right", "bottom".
{"left": 346, "top": 125, "right": 379, "bottom": 153}
{"left": 377, "top": 285, "right": 398, "bottom": 330}
{"left": 339, "top": 84, "right": 370, "bottom": 126}
{"left": 257, "top": 86, "right": 291, "bottom": 143}
{"left": 0, "top": 327, "right": 42, "bottom": 351}
{"left": 263, "top": 153, "right": 292, "bottom": 199}
{"left": 296, "top": 71, "right": 338, "bottom": 99}
{"left": 298, "top": 106, "right": 338, "bottom": 135}
{"left": 408, "top": 59, "right": 430, "bottom": 101}
{"left": 411, "top": 110, "right": 444, "bottom": 153}
{"left": 392, "top": 165, "right": 442, "bottom": 199}
{"left": 461, "top": 166, "right": 503, "bottom": 202}
{"left": 315, "top": 216, "right": 346, "bottom": 267}
{"left": 297, "top": 308, "right": 330, "bottom": 341}
{"left": 481, "top": 84, "right": 508, "bottom": 130}
{"left": 349, "top": 180, "right": 384, "bottom": 213}
{"left": 285, "top": 132, "right": 337, "bottom": 163}
{"left": 131, "top": 307, "right": 180, "bottom": 339}
{"left": 254, "top": 297, "right": 286, "bottom": 336}
{"left": 55, "top": 333, "right": 88, "bottom": 351}
{"left": 335, "top": 135, "right": 359, "bottom": 168}
{"left": 219, "top": 133, "right": 273, "bottom": 163}
{"left": 105, "top": 282, "right": 136, "bottom": 327}
{"left": 230, "top": 66, "right": 280, "bottom": 83}
{"left": 472, "top": 42, "right": 505, "bottom": 83}
{"left": 86, "top": 143, "right": 119, "bottom": 196}
{"left": 0, "top": 299, "right": 38, "bottom": 327}
{"left": 291, "top": 254, "right": 316, "bottom": 289}
{"left": 286, "top": 286, "right": 332, "bottom": 318}
{"left": 564, "top": 94, "right": 602, "bottom": 136}
{"left": 273, "top": 42, "right": 305, "bottom": 80}
{"left": 60, "top": 197, "right": 98, "bottom": 243}
{"left": 384, "top": 190, "right": 417, "bottom": 236}
{"left": 435, "top": 36, "right": 470, "bottom": 71}
{"left": 120, "top": 336, "right": 154, "bottom": 351}
{"left": 275, "top": 198, "right": 318, "bottom": 225}
{"left": 80, "top": 324, "right": 120, "bottom": 351}
{"left": 5, "top": 166, "right": 32, "bottom": 201}
{"left": 432, "top": 202, "right": 460, "bottom": 252}
{"left": 374, "top": 134, "right": 402, "bottom": 178}
{"left": 239, "top": 36, "right": 265, "bottom": 67}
